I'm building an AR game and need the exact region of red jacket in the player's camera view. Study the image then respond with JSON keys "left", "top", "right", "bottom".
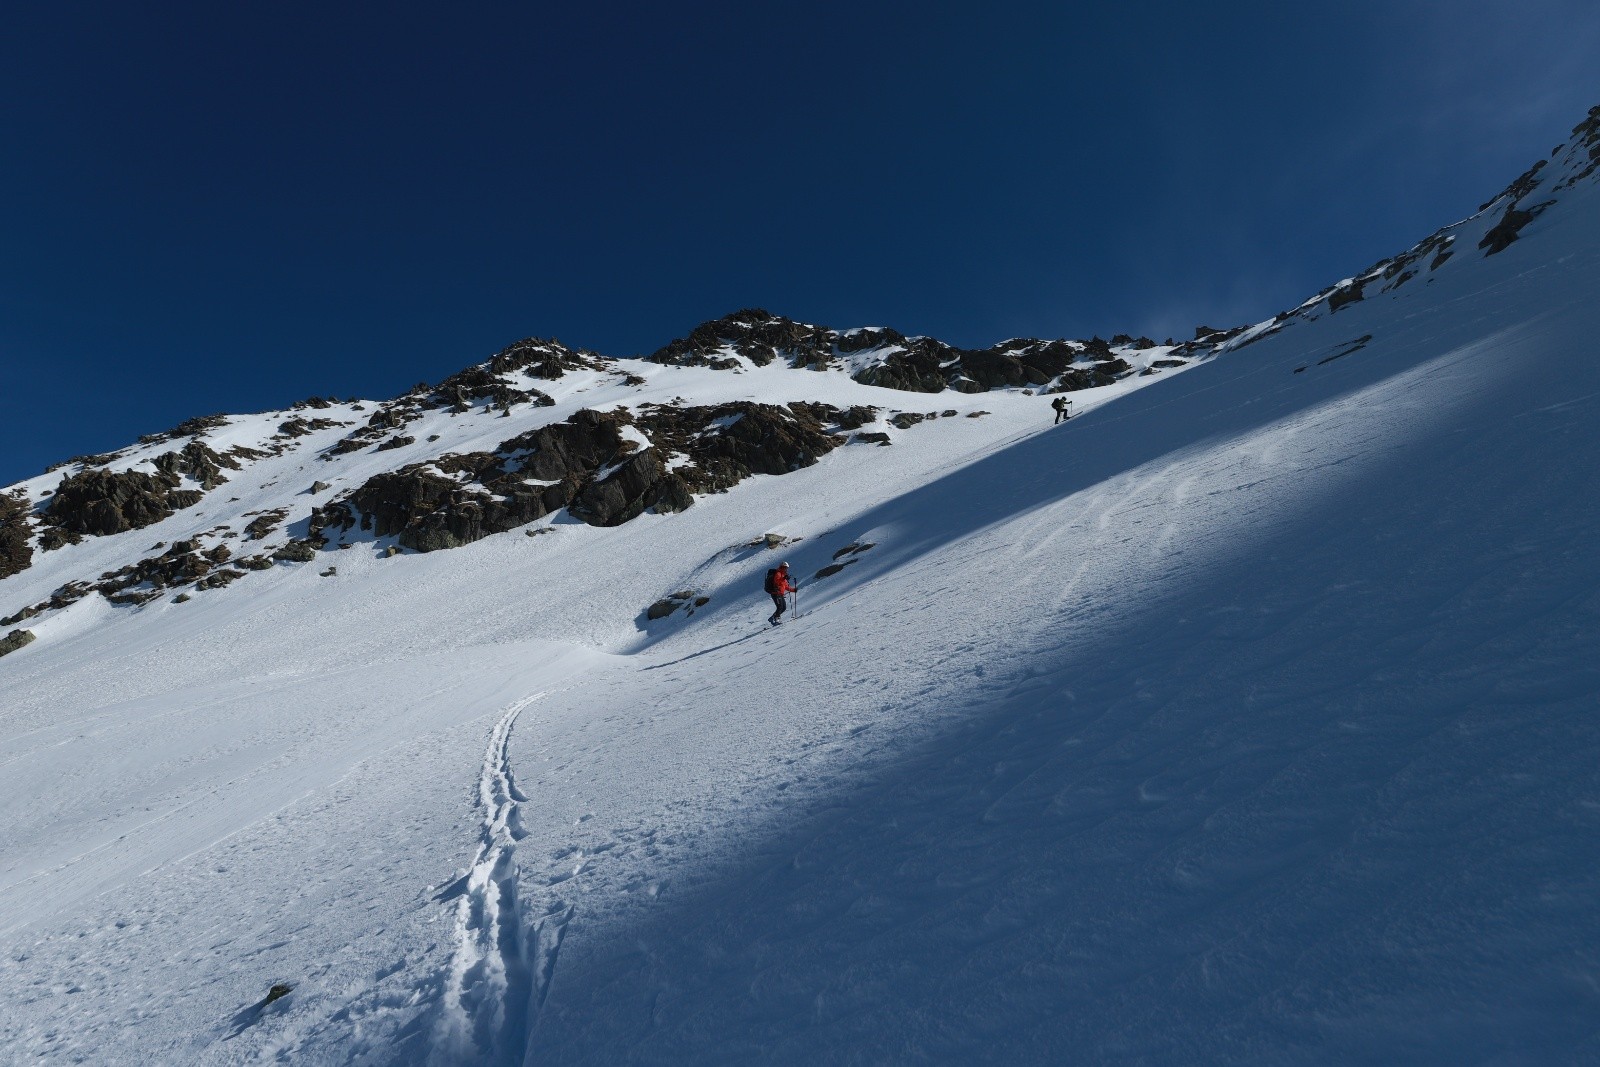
{"left": 773, "top": 568, "right": 795, "bottom": 595}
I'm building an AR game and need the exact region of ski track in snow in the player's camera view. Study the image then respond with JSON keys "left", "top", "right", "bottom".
{"left": 432, "top": 691, "right": 578, "bottom": 1067}
{"left": 434, "top": 696, "right": 533, "bottom": 1064}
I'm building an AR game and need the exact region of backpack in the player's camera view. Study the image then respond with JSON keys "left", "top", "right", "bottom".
{"left": 764, "top": 568, "right": 780, "bottom": 594}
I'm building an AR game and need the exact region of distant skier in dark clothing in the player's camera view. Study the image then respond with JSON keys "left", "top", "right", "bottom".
{"left": 765, "top": 562, "right": 796, "bottom": 625}
{"left": 1051, "top": 396, "right": 1072, "bottom": 424}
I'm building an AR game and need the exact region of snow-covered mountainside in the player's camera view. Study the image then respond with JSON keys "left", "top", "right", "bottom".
{"left": 0, "top": 309, "right": 1197, "bottom": 624}
{"left": 3, "top": 104, "right": 1599, "bottom": 1064}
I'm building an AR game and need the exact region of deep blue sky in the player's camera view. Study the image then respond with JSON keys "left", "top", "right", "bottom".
{"left": 4, "top": 1, "right": 1598, "bottom": 483}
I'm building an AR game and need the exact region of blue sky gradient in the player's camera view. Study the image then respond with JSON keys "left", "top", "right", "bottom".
{"left": 3, "top": 1, "right": 1598, "bottom": 482}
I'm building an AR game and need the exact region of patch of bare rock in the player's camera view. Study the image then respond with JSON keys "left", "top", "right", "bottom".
{"left": 312, "top": 400, "right": 852, "bottom": 552}
{"left": 647, "top": 590, "right": 711, "bottom": 620}
{"left": 320, "top": 338, "right": 603, "bottom": 459}
{"left": 38, "top": 440, "right": 242, "bottom": 547}
{"left": 0, "top": 628, "right": 35, "bottom": 658}
{"left": 0, "top": 493, "right": 33, "bottom": 580}
{"left": 646, "top": 308, "right": 1150, "bottom": 395}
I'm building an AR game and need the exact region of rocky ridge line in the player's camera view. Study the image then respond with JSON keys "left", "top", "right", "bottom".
{"left": 645, "top": 308, "right": 1166, "bottom": 394}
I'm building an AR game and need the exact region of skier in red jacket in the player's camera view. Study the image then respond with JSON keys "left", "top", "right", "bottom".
{"left": 766, "top": 562, "right": 796, "bottom": 626}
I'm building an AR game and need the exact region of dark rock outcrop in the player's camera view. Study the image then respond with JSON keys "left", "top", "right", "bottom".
{"left": 1479, "top": 200, "right": 1552, "bottom": 256}
{"left": 487, "top": 337, "right": 608, "bottom": 380}
{"left": 276, "top": 417, "right": 342, "bottom": 438}
{"left": 0, "top": 629, "right": 35, "bottom": 658}
{"left": 646, "top": 589, "right": 710, "bottom": 621}
{"left": 317, "top": 402, "right": 845, "bottom": 553}
{"left": 243, "top": 509, "right": 288, "bottom": 541}
{"left": 2, "top": 581, "right": 92, "bottom": 626}
{"left": 4, "top": 515, "right": 294, "bottom": 622}
{"left": 44, "top": 468, "right": 204, "bottom": 537}
{"left": 430, "top": 365, "right": 557, "bottom": 413}
{"left": 152, "top": 440, "right": 242, "bottom": 491}
{"left": 94, "top": 539, "right": 224, "bottom": 603}
{"left": 315, "top": 409, "right": 657, "bottom": 551}
{"left": 138, "top": 413, "right": 229, "bottom": 446}
{"left": 636, "top": 401, "right": 842, "bottom": 495}
{"left": 833, "top": 406, "right": 878, "bottom": 430}
{"left": 321, "top": 354, "right": 563, "bottom": 459}
{"left": 649, "top": 309, "right": 833, "bottom": 368}
{"left": 40, "top": 440, "right": 238, "bottom": 541}
{"left": 0, "top": 495, "right": 33, "bottom": 580}
{"left": 571, "top": 450, "right": 686, "bottom": 526}
{"left": 196, "top": 568, "right": 246, "bottom": 590}
{"left": 877, "top": 334, "right": 1134, "bottom": 393}
{"left": 650, "top": 310, "right": 1144, "bottom": 396}
{"left": 847, "top": 333, "right": 958, "bottom": 392}
{"left": 1556, "top": 105, "right": 1600, "bottom": 190}
{"left": 271, "top": 540, "right": 319, "bottom": 563}
{"left": 1328, "top": 279, "right": 1366, "bottom": 312}
{"left": 1480, "top": 159, "right": 1549, "bottom": 212}
{"left": 44, "top": 452, "right": 120, "bottom": 474}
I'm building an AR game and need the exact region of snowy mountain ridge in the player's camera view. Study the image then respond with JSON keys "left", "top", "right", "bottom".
{"left": 7, "top": 100, "right": 1598, "bottom": 633}
{"left": 2, "top": 104, "right": 1599, "bottom": 1065}
{"left": 0, "top": 307, "right": 1196, "bottom": 633}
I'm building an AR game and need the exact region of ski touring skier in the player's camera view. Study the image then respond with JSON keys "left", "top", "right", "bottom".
{"left": 764, "top": 561, "right": 797, "bottom": 626}
{"left": 1051, "top": 395, "right": 1072, "bottom": 424}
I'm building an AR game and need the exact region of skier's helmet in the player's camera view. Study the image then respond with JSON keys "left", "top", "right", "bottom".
{"left": 779, "top": 561, "right": 789, "bottom": 568}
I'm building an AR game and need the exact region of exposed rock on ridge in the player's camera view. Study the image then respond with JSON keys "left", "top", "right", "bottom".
{"left": 314, "top": 402, "right": 848, "bottom": 552}
{"left": 0, "top": 494, "right": 33, "bottom": 580}
{"left": 40, "top": 440, "right": 241, "bottom": 543}
{"left": 320, "top": 340, "right": 593, "bottom": 457}
{"left": 647, "top": 308, "right": 1155, "bottom": 396}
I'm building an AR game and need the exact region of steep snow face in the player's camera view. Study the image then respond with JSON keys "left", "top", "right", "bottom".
{"left": 3, "top": 108, "right": 1600, "bottom": 1064}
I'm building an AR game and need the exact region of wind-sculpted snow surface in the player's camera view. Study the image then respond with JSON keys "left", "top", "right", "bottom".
{"left": 4, "top": 106, "right": 1600, "bottom": 1064}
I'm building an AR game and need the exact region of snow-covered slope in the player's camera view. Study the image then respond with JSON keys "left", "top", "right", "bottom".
{"left": 0, "top": 315, "right": 1189, "bottom": 635}
{"left": 3, "top": 105, "right": 1599, "bottom": 1064}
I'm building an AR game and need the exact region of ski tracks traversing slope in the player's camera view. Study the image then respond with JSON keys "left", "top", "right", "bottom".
{"left": 432, "top": 692, "right": 573, "bottom": 1067}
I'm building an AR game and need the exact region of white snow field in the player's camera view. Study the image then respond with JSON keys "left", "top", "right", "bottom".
{"left": 5, "top": 127, "right": 1600, "bottom": 1063}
